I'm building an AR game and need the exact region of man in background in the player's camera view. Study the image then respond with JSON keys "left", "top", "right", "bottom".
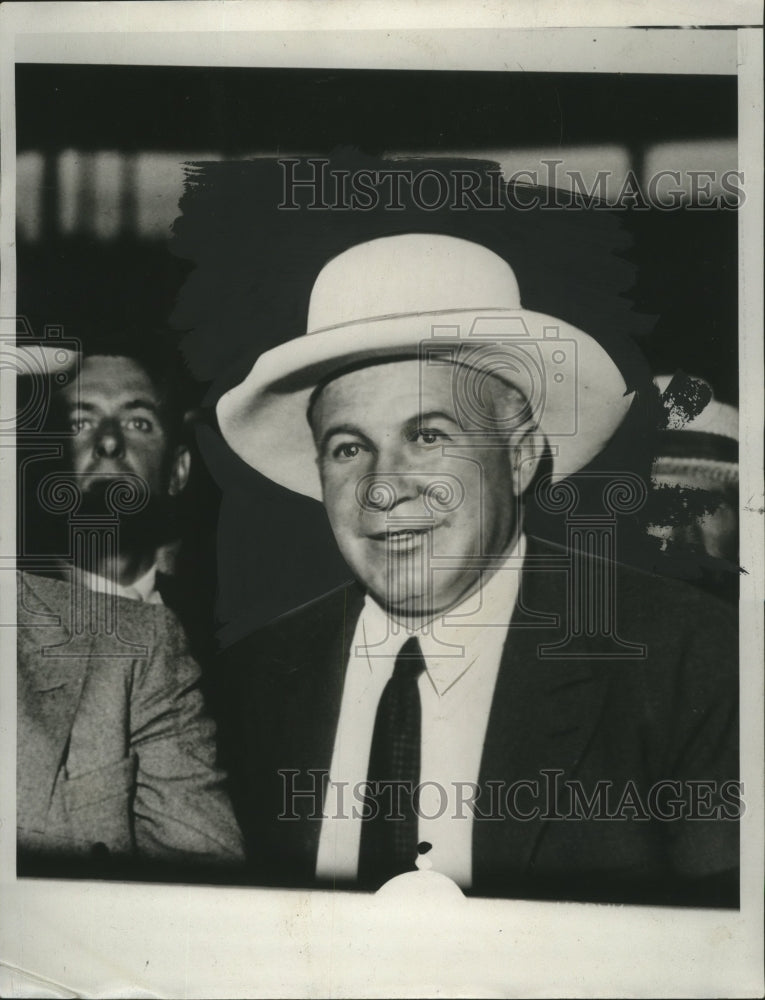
{"left": 44, "top": 329, "right": 218, "bottom": 670}
{"left": 646, "top": 373, "right": 739, "bottom": 603}
{"left": 16, "top": 337, "right": 243, "bottom": 878}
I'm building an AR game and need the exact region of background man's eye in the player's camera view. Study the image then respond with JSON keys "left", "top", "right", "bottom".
{"left": 70, "top": 418, "right": 91, "bottom": 433}
{"left": 125, "top": 417, "right": 153, "bottom": 432}
{"left": 334, "top": 442, "right": 361, "bottom": 460}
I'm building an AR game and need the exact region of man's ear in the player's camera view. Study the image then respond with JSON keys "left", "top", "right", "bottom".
{"left": 168, "top": 445, "right": 191, "bottom": 496}
{"left": 509, "top": 426, "right": 543, "bottom": 496}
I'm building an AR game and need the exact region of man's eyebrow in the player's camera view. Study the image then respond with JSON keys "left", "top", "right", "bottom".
{"left": 68, "top": 398, "right": 161, "bottom": 413}
{"left": 123, "top": 399, "right": 161, "bottom": 414}
{"left": 319, "top": 423, "right": 372, "bottom": 453}
{"left": 404, "top": 410, "right": 463, "bottom": 433}
{"left": 411, "top": 410, "right": 461, "bottom": 427}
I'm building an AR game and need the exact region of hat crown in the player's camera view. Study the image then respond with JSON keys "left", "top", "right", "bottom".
{"left": 306, "top": 233, "right": 522, "bottom": 334}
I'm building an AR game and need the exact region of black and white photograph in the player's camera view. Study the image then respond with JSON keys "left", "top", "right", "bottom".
{"left": 1, "top": 3, "right": 762, "bottom": 997}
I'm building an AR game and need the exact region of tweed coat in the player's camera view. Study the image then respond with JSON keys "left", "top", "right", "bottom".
{"left": 17, "top": 571, "right": 244, "bottom": 878}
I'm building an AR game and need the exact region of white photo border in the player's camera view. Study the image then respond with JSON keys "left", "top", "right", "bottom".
{"left": 1, "top": 4, "right": 762, "bottom": 998}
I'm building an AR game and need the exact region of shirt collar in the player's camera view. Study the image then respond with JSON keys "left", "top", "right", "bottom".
{"left": 78, "top": 563, "right": 161, "bottom": 604}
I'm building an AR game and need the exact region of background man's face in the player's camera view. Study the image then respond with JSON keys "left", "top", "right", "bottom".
{"left": 312, "top": 359, "right": 529, "bottom": 620}
{"left": 60, "top": 354, "right": 181, "bottom": 498}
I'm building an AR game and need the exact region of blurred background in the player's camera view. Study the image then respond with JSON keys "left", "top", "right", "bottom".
{"left": 15, "top": 64, "right": 740, "bottom": 633}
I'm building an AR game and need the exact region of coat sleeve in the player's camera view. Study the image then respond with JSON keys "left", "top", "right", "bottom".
{"left": 128, "top": 604, "right": 245, "bottom": 867}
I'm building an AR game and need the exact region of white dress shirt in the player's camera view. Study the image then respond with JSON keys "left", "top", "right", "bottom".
{"left": 78, "top": 562, "right": 164, "bottom": 605}
{"left": 316, "top": 535, "right": 526, "bottom": 888}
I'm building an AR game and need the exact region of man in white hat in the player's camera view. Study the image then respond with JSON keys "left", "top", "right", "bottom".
{"left": 216, "top": 233, "right": 738, "bottom": 905}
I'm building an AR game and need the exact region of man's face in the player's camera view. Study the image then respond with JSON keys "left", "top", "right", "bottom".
{"left": 311, "top": 359, "right": 535, "bottom": 621}
{"left": 59, "top": 355, "right": 187, "bottom": 499}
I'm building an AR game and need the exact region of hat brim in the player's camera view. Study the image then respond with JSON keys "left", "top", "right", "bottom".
{"left": 217, "top": 308, "right": 633, "bottom": 499}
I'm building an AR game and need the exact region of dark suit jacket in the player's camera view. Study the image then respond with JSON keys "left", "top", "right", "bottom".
{"left": 218, "top": 537, "right": 739, "bottom": 906}
{"left": 17, "top": 571, "right": 244, "bottom": 880}
{"left": 157, "top": 569, "right": 217, "bottom": 670}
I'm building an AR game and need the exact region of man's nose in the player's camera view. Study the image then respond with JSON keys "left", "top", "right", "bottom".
{"left": 93, "top": 420, "right": 125, "bottom": 459}
{"left": 362, "top": 446, "right": 425, "bottom": 512}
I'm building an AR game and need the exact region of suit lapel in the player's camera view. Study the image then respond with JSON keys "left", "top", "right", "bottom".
{"left": 16, "top": 573, "right": 92, "bottom": 830}
{"left": 290, "top": 585, "right": 364, "bottom": 778}
{"left": 474, "top": 539, "right": 609, "bottom": 892}
{"left": 258, "top": 584, "right": 364, "bottom": 877}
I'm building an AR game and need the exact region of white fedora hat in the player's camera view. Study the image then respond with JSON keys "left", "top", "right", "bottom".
{"left": 217, "top": 233, "right": 633, "bottom": 499}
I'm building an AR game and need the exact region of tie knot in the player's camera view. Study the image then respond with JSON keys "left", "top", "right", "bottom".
{"left": 392, "top": 636, "right": 426, "bottom": 682}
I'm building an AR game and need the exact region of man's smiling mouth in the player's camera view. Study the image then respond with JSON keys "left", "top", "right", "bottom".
{"left": 366, "top": 526, "right": 438, "bottom": 549}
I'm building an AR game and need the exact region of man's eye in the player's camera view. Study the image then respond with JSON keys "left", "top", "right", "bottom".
{"left": 414, "top": 427, "right": 449, "bottom": 446}
{"left": 70, "top": 418, "right": 92, "bottom": 433}
{"left": 332, "top": 441, "right": 365, "bottom": 460}
{"left": 124, "top": 417, "right": 153, "bottom": 432}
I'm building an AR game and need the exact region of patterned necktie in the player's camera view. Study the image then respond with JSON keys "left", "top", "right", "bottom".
{"left": 358, "top": 636, "right": 426, "bottom": 890}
